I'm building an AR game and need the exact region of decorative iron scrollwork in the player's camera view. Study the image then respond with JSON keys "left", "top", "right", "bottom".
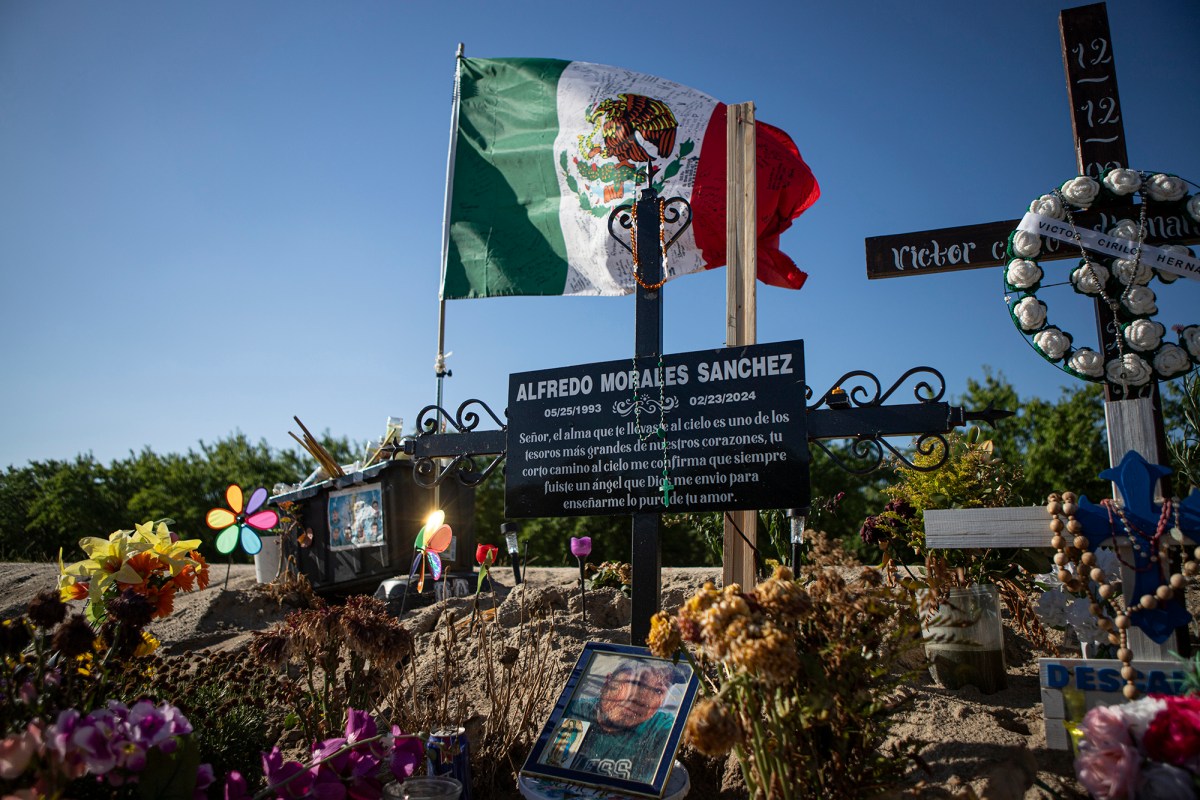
{"left": 606, "top": 195, "right": 693, "bottom": 254}
{"left": 410, "top": 399, "right": 507, "bottom": 488}
{"left": 608, "top": 203, "right": 635, "bottom": 254}
{"left": 811, "top": 431, "right": 950, "bottom": 475}
{"left": 806, "top": 366, "right": 946, "bottom": 410}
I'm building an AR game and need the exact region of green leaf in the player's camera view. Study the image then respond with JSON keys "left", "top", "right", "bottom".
{"left": 679, "top": 139, "right": 694, "bottom": 158}
{"left": 663, "top": 160, "right": 682, "bottom": 181}
{"left": 137, "top": 735, "right": 200, "bottom": 800}
{"left": 559, "top": 151, "right": 568, "bottom": 172}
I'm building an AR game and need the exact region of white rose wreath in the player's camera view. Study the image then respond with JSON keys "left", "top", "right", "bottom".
{"left": 1005, "top": 169, "right": 1200, "bottom": 397}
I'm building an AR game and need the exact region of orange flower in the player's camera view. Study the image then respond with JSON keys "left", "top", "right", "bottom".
{"left": 190, "top": 551, "right": 210, "bottom": 590}
{"left": 174, "top": 565, "right": 196, "bottom": 592}
{"left": 122, "top": 552, "right": 162, "bottom": 584}
{"left": 130, "top": 581, "right": 176, "bottom": 619}
{"left": 62, "top": 582, "right": 89, "bottom": 602}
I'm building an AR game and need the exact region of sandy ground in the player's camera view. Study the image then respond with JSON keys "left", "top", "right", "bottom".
{"left": 0, "top": 561, "right": 1091, "bottom": 799}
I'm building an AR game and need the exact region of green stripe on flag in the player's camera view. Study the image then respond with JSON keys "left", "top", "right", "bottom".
{"left": 444, "top": 58, "right": 571, "bottom": 299}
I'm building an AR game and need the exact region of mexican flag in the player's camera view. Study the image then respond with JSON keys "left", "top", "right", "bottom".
{"left": 441, "top": 58, "right": 820, "bottom": 299}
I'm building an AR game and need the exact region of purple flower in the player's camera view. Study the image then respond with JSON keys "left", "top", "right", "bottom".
{"left": 194, "top": 762, "right": 215, "bottom": 799}
{"left": 570, "top": 537, "right": 592, "bottom": 559}
{"left": 263, "top": 746, "right": 314, "bottom": 799}
{"left": 389, "top": 730, "right": 424, "bottom": 780}
{"left": 312, "top": 736, "right": 350, "bottom": 774}
{"left": 223, "top": 770, "right": 251, "bottom": 800}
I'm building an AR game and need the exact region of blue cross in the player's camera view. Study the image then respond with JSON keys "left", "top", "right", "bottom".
{"left": 1075, "top": 450, "right": 1200, "bottom": 643}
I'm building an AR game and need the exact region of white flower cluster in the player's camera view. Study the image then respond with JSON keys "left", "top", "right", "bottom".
{"left": 1008, "top": 169, "right": 1199, "bottom": 392}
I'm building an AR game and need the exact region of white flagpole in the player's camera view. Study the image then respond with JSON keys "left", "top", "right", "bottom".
{"left": 435, "top": 43, "right": 464, "bottom": 431}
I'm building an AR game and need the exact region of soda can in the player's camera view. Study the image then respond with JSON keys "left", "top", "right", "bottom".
{"left": 425, "top": 726, "right": 472, "bottom": 800}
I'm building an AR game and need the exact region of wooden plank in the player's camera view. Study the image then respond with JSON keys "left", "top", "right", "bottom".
{"left": 865, "top": 204, "right": 1200, "bottom": 279}
{"left": 924, "top": 507, "right": 1052, "bottom": 549}
{"left": 1105, "top": 398, "right": 1161, "bottom": 489}
{"left": 723, "top": 102, "right": 757, "bottom": 590}
{"left": 1060, "top": 2, "right": 1129, "bottom": 178}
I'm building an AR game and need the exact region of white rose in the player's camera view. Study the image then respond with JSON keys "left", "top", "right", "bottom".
{"left": 1010, "top": 230, "right": 1041, "bottom": 258}
{"left": 1144, "top": 173, "right": 1187, "bottom": 203}
{"left": 1093, "top": 549, "right": 1121, "bottom": 582}
{"left": 1065, "top": 597, "right": 1104, "bottom": 645}
{"left": 1013, "top": 297, "right": 1047, "bottom": 331}
{"left": 1153, "top": 343, "right": 1192, "bottom": 378}
{"left": 1034, "top": 327, "right": 1072, "bottom": 361}
{"left": 1187, "top": 195, "right": 1200, "bottom": 223}
{"left": 1123, "top": 319, "right": 1164, "bottom": 352}
{"left": 1071, "top": 262, "right": 1110, "bottom": 295}
{"left": 1122, "top": 696, "right": 1167, "bottom": 740}
{"left": 1106, "top": 353, "right": 1152, "bottom": 387}
{"left": 1102, "top": 168, "right": 1142, "bottom": 196}
{"left": 1060, "top": 176, "right": 1100, "bottom": 208}
{"left": 1113, "top": 258, "right": 1153, "bottom": 286}
{"left": 1108, "top": 218, "right": 1140, "bottom": 241}
{"left": 1005, "top": 259, "right": 1042, "bottom": 289}
{"left": 1036, "top": 590, "right": 1069, "bottom": 628}
{"left": 1121, "top": 285, "right": 1157, "bottom": 316}
{"left": 1069, "top": 348, "right": 1105, "bottom": 377}
{"left": 1182, "top": 325, "right": 1200, "bottom": 359}
{"left": 1029, "top": 194, "right": 1065, "bottom": 219}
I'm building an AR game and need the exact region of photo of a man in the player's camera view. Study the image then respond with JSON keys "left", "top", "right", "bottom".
{"left": 541, "top": 655, "right": 688, "bottom": 784}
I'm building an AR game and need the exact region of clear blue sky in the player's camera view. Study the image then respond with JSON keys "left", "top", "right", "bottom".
{"left": 2, "top": 0, "right": 1198, "bottom": 470}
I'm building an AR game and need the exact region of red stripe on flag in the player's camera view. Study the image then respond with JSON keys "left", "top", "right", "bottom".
{"left": 691, "top": 103, "right": 821, "bottom": 290}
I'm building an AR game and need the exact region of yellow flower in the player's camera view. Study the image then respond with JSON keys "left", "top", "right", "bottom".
{"left": 131, "top": 521, "right": 202, "bottom": 577}
{"left": 134, "top": 630, "right": 160, "bottom": 658}
{"left": 69, "top": 530, "right": 144, "bottom": 588}
{"left": 685, "top": 697, "right": 741, "bottom": 756}
{"left": 647, "top": 611, "right": 683, "bottom": 658}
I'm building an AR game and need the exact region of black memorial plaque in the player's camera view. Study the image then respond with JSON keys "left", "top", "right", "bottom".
{"left": 505, "top": 340, "right": 810, "bottom": 519}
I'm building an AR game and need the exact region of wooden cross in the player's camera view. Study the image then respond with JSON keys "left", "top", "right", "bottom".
{"left": 866, "top": 3, "right": 1200, "bottom": 658}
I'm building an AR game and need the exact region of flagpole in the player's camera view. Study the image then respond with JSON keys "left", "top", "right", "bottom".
{"left": 435, "top": 43, "right": 465, "bottom": 432}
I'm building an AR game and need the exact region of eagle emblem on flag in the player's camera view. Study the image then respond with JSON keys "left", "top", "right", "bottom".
{"left": 561, "top": 93, "right": 695, "bottom": 217}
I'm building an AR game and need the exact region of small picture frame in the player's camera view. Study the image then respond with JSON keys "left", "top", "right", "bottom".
{"left": 326, "top": 485, "right": 384, "bottom": 551}
{"left": 521, "top": 642, "right": 698, "bottom": 798}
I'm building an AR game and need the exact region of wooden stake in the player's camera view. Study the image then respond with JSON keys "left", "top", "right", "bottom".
{"left": 724, "top": 102, "right": 758, "bottom": 590}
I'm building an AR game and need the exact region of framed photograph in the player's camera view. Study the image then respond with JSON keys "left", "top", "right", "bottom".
{"left": 327, "top": 485, "right": 384, "bottom": 551}
{"left": 521, "top": 642, "right": 698, "bottom": 798}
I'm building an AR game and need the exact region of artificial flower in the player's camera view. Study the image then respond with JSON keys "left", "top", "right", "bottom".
{"left": 0, "top": 728, "right": 38, "bottom": 780}
{"left": 1102, "top": 168, "right": 1142, "bottom": 196}
{"left": 1113, "top": 258, "right": 1153, "bottom": 287}
{"left": 475, "top": 544, "right": 498, "bottom": 566}
{"left": 1108, "top": 218, "right": 1141, "bottom": 241}
{"left": 1106, "top": 353, "right": 1153, "bottom": 387}
{"left": 570, "top": 537, "right": 592, "bottom": 558}
{"left": 1154, "top": 344, "right": 1192, "bottom": 379}
{"left": 1075, "top": 743, "right": 1141, "bottom": 800}
{"left": 1120, "top": 285, "right": 1158, "bottom": 316}
{"left": 1070, "top": 262, "right": 1110, "bottom": 296}
{"left": 1033, "top": 327, "right": 1072, "bottom": 362}
{"left": 1181, "top": 325, "right": 1200, "bottom": 360}
{"left": 1012, "top": 297, "right": 1048, "bottom": 332}
{"left": 131, "top": 521, "right": 201, "bottom": 577}
{"left": 1005, "top": 258, "right": 1042, "bottom": 290}
{"left": 1144, "top": 173, "right": 1187, "bottom": 203}
{"left": 1143, "top": 695, "right": 1200, "bottom": 768}
{"left": 1187, "top": 195, "right": 1200, "bottom": 223}
{"left": 1137, "top": 763, "right": 1195, "bottom": 799}
{"left": 1060, "top": 175, "right": 1100, "bottom": 207}
{"left": 1029, "top": 193, "right": 1065, "bottom": 218}
{"left": 1124, "top": 320, "right": 1165, "bottom": 352}
{"left": 1068, "top": 348, "right": 1105, "bottom": 378}
{"left": 1009, "top": 229, "right": 1042, "bottom": 258}
{"left": 389, "top": 730, "right": 424, "bottom": 780}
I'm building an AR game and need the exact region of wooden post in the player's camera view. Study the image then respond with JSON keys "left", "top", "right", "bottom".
{"left": 724, "top": 101, "right": 758, "bottom": 590}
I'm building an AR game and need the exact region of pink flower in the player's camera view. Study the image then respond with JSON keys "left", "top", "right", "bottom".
{"left": 0, "top": 728, "right": 38, "bottom": 780}
{"left": 1075, "top": 743, "right": 1141, "bottom": 800}
{"left": 262, "top": 747, "right": 314, "bottom": 799}
{"left": 1080, "top": 704, "right": 1134, "bottom": 750}
{"left": 570, "top": 537, "right": 592, "bottom": 559}
{"left": 223, "top": 769, "right": 251, "bottom": 800}
{"left": 1143, "top": 695, "right": 1200, "bottom": 768}
{"left": 389, "top": 730, "right": 424, "bottom": 780}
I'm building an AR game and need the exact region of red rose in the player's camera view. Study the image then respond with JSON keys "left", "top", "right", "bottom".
{"left": 1143, "top": 695, "right": 1200, "bottom": 768}
{"left": 476, "top": 544, "right": 499, "bottom": 566}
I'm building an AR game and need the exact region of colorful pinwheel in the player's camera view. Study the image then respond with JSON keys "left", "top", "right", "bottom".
{"left": 409, "top": 510, "right": 452, "bottom": 593}
{"left": 205, "top": 484, "right": 279, "bottom": 556}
